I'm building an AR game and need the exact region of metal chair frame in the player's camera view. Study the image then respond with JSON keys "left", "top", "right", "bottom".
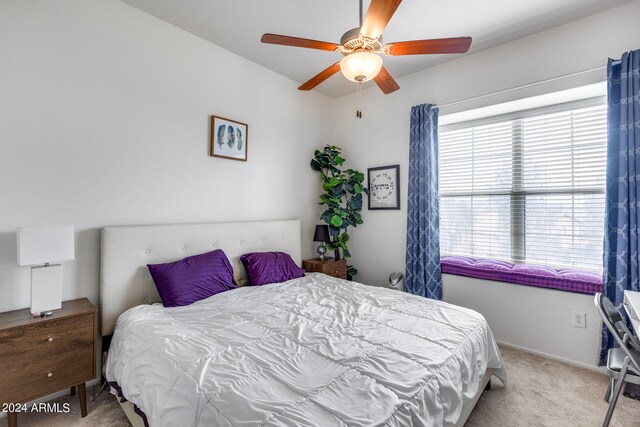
{"left": 594, "top": 293, "right": 640, "bottom": 427}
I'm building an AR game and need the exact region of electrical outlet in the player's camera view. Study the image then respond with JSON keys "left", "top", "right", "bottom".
{"left": 572, "top": 311, "right": 586, "bottom": 328}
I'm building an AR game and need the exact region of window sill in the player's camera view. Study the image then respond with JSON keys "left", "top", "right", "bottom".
{"left": 441, "top": 256, "right": 603, "bottom": 295}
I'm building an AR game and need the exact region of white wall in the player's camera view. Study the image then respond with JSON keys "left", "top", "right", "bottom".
{"left": 330, "top": 0, "right": 640, "bottom": 367}
{"left": 443, "top": 275, "right": 601, "bottom": 369}
{"left": 0, "top": 0, "right": 331, "bottom": 315}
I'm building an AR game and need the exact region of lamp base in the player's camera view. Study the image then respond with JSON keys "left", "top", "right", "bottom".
{"left": 31, "top": 264, "right": 62, "bottom": 315}
{"left": 316, "top": 244, "right": 327, "bottom": 261}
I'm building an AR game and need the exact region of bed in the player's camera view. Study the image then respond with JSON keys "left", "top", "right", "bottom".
{"left": 100, "top": 220, "right": 506, "bottom": 426}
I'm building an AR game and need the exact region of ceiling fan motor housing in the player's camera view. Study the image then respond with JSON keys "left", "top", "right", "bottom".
{"left": 340, "top": 27, "right": 384, "bottom": 55}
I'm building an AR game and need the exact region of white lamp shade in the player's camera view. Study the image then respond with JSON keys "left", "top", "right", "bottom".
{"left": 340, "top": 51, "right": 383, "bottom": 82}
{"left": 17, "top": 226, "right": 75, "bottom": 266}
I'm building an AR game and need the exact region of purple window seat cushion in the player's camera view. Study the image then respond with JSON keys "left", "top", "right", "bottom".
{"left": 240, "top": 251, "right": 305, "bottom": 286}
{"left": 441, "top": 256, "right": 603, "bottom": 295}
{"left": 147, "top": 249, "right": 237, "bottom": 307}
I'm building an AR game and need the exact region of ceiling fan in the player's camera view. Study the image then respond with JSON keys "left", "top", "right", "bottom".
{"left": 261, "top": 0, "right": 472, "bottom": 94}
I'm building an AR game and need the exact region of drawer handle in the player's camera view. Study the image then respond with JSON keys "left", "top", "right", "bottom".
{"left": 48, "top": 337, "right": 54, "bottom": 342}
{"left": 47, "top": 372, "right": 53, "bottom": 378}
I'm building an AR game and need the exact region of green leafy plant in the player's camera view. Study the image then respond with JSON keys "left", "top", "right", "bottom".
{"left": 310, "top": 145, "right": 368, "bottom": 278}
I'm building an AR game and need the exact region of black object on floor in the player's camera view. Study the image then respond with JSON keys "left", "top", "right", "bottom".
{"left": 624, "top": 383, "right": 640, "bottom": 401}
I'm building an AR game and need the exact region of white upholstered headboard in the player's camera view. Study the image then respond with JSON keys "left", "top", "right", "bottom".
{"left": 100, "top": 219, "right": 301, "bottom": 336}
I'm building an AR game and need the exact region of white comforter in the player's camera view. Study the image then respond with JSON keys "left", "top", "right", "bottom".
{"left": 106, "top": 273, "right": 506, "bottom": 427}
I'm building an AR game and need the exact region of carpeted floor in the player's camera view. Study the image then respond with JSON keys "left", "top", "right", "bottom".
{"left": 466, "top": 346, "right": 640, "bottom": 427}
{"left": 3, "top": 345, "right": 639, "bottom": 426}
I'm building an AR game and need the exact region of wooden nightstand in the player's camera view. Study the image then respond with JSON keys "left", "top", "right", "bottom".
{"left": 0, "top": 298, "right": 97, "bottom": 427}
{"left": 303, "top": 258, "right": 348, "bottom": 279}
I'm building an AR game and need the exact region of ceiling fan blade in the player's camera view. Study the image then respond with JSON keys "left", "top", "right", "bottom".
{"left": 387, "top": 37, "right": 472, "bottom": 56}
{"left": 261, "top": 33, "right": 338, "bottom": 51}
{"left": 298, "top": 62, "right": 341, "bottom": 91}
{"left": 360, "top": 0, "right": 403, "bottom": 40}
{"left": 373, "top": 66, "right": 400, "bottom": 94}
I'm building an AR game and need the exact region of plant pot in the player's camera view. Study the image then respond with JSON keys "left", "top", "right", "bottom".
{"left": 334, "top": 248, "right": 341, "bottom": 260}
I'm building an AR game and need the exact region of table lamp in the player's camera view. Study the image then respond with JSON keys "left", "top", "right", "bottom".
{"left": 17, "top": 226, "right": 75, "bottom": 316}
{"left": 313, "top": 224, "right": 330, "bottom": 261}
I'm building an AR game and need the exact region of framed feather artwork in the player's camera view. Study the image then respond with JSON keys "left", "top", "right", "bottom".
{"left": 210, "top": 115, "right": 248, "bottom": 161}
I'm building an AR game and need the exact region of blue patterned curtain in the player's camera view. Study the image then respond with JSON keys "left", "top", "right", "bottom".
{"left": 406, "top": 104, "right": 442, "bottom": 299}
{"left": 602, "top": 50, "right": 640, "bottom": 363}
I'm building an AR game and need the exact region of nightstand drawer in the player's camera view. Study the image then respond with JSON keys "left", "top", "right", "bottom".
{"left": 0, "top": 346, "right": 94, "bottom": 404}
{"left": 321, "top": 263, "right": 347, "bottom": 277}
{"left": 303, "top": 258, "right": 348, "bottom": 279}
{"left": 0, "top": 314, "right": 93, "bottom": 360}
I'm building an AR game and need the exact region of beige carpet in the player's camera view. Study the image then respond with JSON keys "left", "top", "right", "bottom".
{"left": 3, "top": 345, "right": 639, "bottom": 427}
{"left": 466, "top": 346, "right": 640, "bottom": 427}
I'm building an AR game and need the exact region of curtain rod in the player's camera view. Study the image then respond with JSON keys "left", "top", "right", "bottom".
{"left": 437, "top": 62, "right": 619, "bottom": 109}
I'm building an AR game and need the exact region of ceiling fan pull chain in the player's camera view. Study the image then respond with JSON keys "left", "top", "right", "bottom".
{"left": 356, "top": 81, "right": 363, "bottom": 119}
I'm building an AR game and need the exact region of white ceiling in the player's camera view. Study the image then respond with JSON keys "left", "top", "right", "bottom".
{"left": 120, "top": 0, "right": 631, "bottom": 98}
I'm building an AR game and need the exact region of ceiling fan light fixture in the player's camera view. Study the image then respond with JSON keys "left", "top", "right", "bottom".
{"left": 340, "top": 51, "right": 383, "bottom": 83}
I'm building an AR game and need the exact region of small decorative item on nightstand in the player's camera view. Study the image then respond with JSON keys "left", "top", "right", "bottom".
{"left": 303, "top": 258, "right": 348, "bottom": 280}
{"left": 0, "top": 298, "right": 97, "bottom": 427}
{"left": 313, "top": 225, "right": 331, "bottom": 261}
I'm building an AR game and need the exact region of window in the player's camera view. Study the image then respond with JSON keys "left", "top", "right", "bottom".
{"left": 439, "top": 98, "right": 606, "bottom": 271}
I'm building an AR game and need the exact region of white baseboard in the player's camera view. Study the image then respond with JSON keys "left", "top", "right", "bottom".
{"left": 0, "top": 378, "right": 101, "bottom": 420}
{"left": 497, "top": 340, "right": 607, "bottom": 374}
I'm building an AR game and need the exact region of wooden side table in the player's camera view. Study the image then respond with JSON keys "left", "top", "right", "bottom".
{"left": 0, "top": 298, "right": 97, "bottom": 427}
{"left": 303, "top": 258, "right": 348, "bottom": 279}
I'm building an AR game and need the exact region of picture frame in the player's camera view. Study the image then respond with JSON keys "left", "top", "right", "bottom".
{"left": 210, "top": 115, "right": 248, "bottom": 162}
{"left": 368, "top": 164, "right": 400, "bottom": 210}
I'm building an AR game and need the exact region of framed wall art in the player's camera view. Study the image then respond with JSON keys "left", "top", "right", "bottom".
{"left": 210, "top": 115, "right": 248, "bottom": 161}
{"left": 368, "top": 164, "right": 400, "bottom": 210}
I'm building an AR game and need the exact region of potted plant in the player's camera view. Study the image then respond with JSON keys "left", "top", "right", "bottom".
{"left": 310, "top": 145, "right": 368, "bottom": 278}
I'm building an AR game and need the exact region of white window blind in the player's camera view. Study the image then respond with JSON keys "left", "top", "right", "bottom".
{"left": 439, "top": 98, "right": 606, "bottom": 271}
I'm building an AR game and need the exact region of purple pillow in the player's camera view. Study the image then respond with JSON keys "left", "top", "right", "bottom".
{"left": 240, "top": 252, "right": 305, "bottom": 286}
{"left": 147, "top": 250, "right": 237, "bottom": 307}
